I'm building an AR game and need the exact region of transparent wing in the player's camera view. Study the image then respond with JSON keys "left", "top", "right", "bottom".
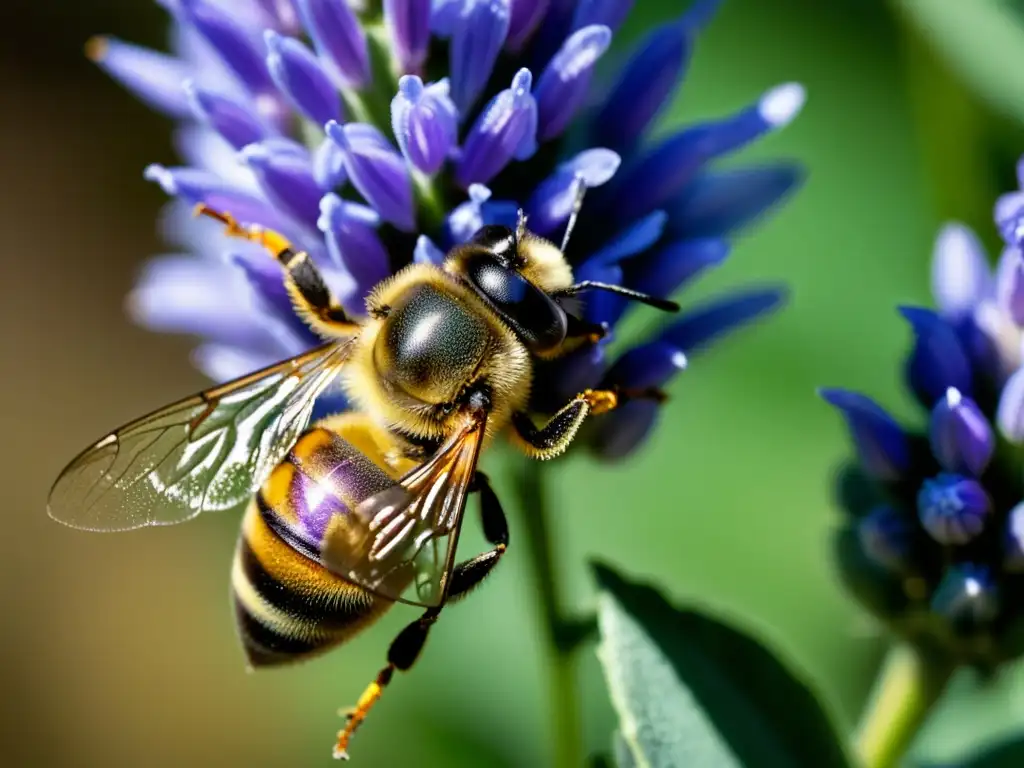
{"left": 320, "top": 411, "right": 487, "bottom": 607}
{"left": 48, "top": 342, "right": 350, "bottom": 532}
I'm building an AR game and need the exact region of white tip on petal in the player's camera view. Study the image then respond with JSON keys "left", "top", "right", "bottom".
{"left": 945, "top": 387, "right": 963, "bottom": 407}
{"left": 932, "top": 223, "right": 990, "bottom": 316}
{"left": 143, "top": 163, "right": 176, "bottom": 193}
{"left": 467, "top": 183, "right": 492, "bottom": 204}
{"left": 759, "top": 82, "right": 805, "bottom": 128}
{"left": 671, "top": 350, "right": 688, "bottom": 370}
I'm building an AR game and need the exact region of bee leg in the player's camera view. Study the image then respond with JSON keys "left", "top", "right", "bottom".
{"left": 193, "top": 204, "right": 359, "bottom": 339}
{"left": 447, "top": 472, "right": 509, "bottom": 602}
{"left": 333, "top": 474, "right": 507, "bottom": 759}
{"left": 511, "top": 387, "right": 667, "bottom": 459}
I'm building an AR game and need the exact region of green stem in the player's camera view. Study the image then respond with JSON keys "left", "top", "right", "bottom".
{"left": 514, "top": 458, "right": 585, "bottom": 768}
{"left": 855, "top": 644, "right": 953, "bottom": 768}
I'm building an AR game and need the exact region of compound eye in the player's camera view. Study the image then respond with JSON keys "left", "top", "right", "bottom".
{"left": 468, "top": 225, "right": 516, "bottom": 265}
{"left": 465, "top": 253, "right": 567, "bottom": 354}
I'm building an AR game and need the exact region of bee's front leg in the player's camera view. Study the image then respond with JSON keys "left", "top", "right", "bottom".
{"left": 510, "top": 387, "right": 665, "bottom": 459}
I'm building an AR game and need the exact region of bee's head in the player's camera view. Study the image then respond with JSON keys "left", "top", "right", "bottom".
{"left": 455, "top": 223, "right": 572, "bottom": 356}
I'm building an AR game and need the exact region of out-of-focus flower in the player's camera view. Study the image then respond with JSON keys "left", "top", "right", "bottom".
{"left": 824, "top": 212, "right": 1024, "bottom": 668}
{"left": 90, "top": 0, "right": 804, "bottom": 457}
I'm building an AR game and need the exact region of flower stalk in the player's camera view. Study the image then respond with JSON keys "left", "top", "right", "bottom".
{"left": 855, "top": 644, "right": 953, "bottom": 768}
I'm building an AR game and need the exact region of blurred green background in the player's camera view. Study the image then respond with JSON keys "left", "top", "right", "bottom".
{"left": 6, "top": 0, "right": 1024, "bottom": 765}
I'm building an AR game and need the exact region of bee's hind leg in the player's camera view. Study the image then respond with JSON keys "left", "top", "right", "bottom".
{"left": 194, "top": 204, "right": 359, "bottom": 339}
{"left": 333, "top": 473, "right": 508, "bottom": 760}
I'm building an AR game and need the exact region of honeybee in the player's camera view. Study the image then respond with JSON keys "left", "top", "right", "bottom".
{"left": 48, "top": 202, "right": 678, "bottom": 759}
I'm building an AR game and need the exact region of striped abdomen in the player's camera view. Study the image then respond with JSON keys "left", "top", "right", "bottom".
{"left": 232, "top": 425, "right": 402, "bottom": 667}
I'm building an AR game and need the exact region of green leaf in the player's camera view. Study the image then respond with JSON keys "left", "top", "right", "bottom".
{"left": 922, "top": 736, "right": 1024, "bottom": 768}
{"left": 593, "top": 563, "right": 852, "bottom": 768}
{"left": 897, "top": 0, "right": 1024, "bottom": 125}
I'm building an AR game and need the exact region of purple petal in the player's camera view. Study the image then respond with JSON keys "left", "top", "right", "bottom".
{"left": 603, "top": 341, "right": 687, "bottom": 390}
{"left": 593, "top": 16, "right": 695, "bottom": 149}
{"left": 144, "top": 164, "right": 296, "bottom": 235}
{"left": 184, "top": 79, "right": 273, "bottom": 149}
{"left": 628, "top": 238, "right": 730, "bottom": 299}
{"left": 997, "top": 366, "right": 1024, "bottom": 442}
{"left": 819, "top": 388, "right": 912, "bottom": 482}
{"left": 929, "top": 387, "right": 994, "bottom": 477}
{"left": 326, "top": 121, "right": 416, "bottom": 231}
{"left": 590, "top": 400, "right": 659, "bottom": 460}
{"left": 534, "top": 24, "right": 611, "bottom": 141}
{"left": 254, "top": 0, "right": 302, "bottom": 32}
{"left": 610, "top": 83, "right": 805, "bottom": 224}
{"left": 312, "top": 136, "right": 347, "bottom": 190}
{"left": 265, "top": 30, "right": 341, "bottom": 125}
{"left": 87, "top": 37, "right": 193, "bottom": 118}
{"left": 918, "top": 474, "right": 991, "bottom": 545}
{"left": 193, "top": 343, "right": 285, "bottom": 382}
{"left": 1004, "top": 503, "right": 1024, "bottom": 572}
{"left": 296, "top": 0, "right": 370, "bottom": 86}
{"left": 455, "top": 68, "right": 538, "bottom": 187}
{"left": 996, "top": 245, "right": 1024, "bottom": 327}
{"left": 507, "top": 0, "right": 550, "bottom": 51}
{"left": 391, "top": 76, "right": 459, "bottom": 175}
{"left": 899, "top": 306, "right": 974, "bottom": 405}
{"left": 447, "top": 184, "right": 493, "bottom": 244}
{"left": 414, "top": 234, "right": 446, "bottom": 265}
{"left": 857, "top": 506, "right": 915, "bottom": 572}
{"left": 931, "top": 223, "right": 990, "bottom": 319}
{"left": 173, "top": 0, "right": 276, "bottom": 97}
{"left": 995, "top": 191, "right": 1024, "bottom": 248}
{"left": 384, "top": 0, "right": 432, "bottom": 74}
{"left": 666, "top": 164, "right": 804, "bottom": 239}
{"left": 570, "top": 0, "right": 645, "bottom": 34}
{"left": 318, "top": 194, "right": 392, "bottom": 313}
{"left": 659, "top": 287, "right": 787, "bottom": 355}
{"left": 525, "top": 148, "right": 620, "bottom": 235}
{"left": 586, "top": 210, "right": 667, "bottom": 267}
{"left": 240, "top": 140, "right": 323, "bottom": 229}
{"left": 450, "top": 0, "right": 512, "bottom": 112}
{"left": 930, "top": 564, "right": 999, "bottom": 628}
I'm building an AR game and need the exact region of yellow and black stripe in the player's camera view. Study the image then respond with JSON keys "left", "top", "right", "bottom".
{"left": 232, "top": 501, "right": 392, "bottom": 668}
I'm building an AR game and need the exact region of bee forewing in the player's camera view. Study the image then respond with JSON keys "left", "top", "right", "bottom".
{"left": 47, "top": 342, "right": 349, "bottom": 532}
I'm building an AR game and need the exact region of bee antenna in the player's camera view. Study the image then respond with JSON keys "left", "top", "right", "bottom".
{"left": 559, "top": 176, "right": 588, "bottom": 253}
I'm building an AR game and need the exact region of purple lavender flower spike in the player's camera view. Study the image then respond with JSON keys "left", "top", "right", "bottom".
{"left": 666, "top": 164, "right": 804, "bottom": 240}
{"left": 296, "top": 0, "right": 370, "bottom": 87}
{"left": 450, "top": 0, "right": 512, "bottom": 112}
{"left": 899, "top": 306, "right": 974, "bottom": 406}
{"left": 265, "top": 30, "right": 341, "bottom": 125}
{"left": 447, "top": 184, "right": 493, "bottom": 244}
{"left": 628, "top": 238, "right": 730, "bottom": 299}
{"left": 929, "top": 388, "right": 995, "bottom": 477}
{"left": 384, "top": 0, "right": 432, "bottom": 74}
{"left": 525, "top": 148, "right": 620, "bottom": 236}
{"left": 661, "top": 287, "right": 787, "bottom": 356}
{"left": 318, "top": 194, "right": 391, "bottom": 313}
{"left": 534, "top": 24, "right": 611, "bottom": 141}
{"left": 240, "top": 140, "right": 323, "bottom": 229}
{"left": 414, "top": 235, "right": 446, "bottom": 265}
{"left": 819, "top": 388, "right": 912, "bottom": 482}
{"left": 144, "top": 164, "right": 297, "bottom": 235}
{"left": 391, "top": 76, "right": 459, "bottom": 175}
{"left": 456, "top": 69, "right": 537, "bottom": 187}
{"left": 312, "top": 136, "right": 347, "bottom": 190}
{"left": 611, "top": 82, "right": 805, "bottom": 223}
{"left": 87, "top": 37, "right": 193, "bottom": 118}
{"left": 858, "top": 506, "right": 915, "bottom": 572}
{"left": 918, "top": 474, "right": 992, "bottom": 545}
{"left": 172, "top": 0, "right": 277, "bottom": 99}
{"left": 931, "top": 223, "right": 991, "bottom": 319}
{"left": 591, "top": 340, "right": 688, "bottom": 459}
{"left": 997, "top": 367, "right": 1024, "bottom": 443}
{"left": 507, "top": 0, "right": 550, "bottom": 51}
{"left": 326, "top": 121, "right": 416, "bottom": 231}
{"left": 184, "top": 80, "right": 272, "bottom": 150}
{"left": 593, "top": 16, "right": 694, "bottom": 150}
